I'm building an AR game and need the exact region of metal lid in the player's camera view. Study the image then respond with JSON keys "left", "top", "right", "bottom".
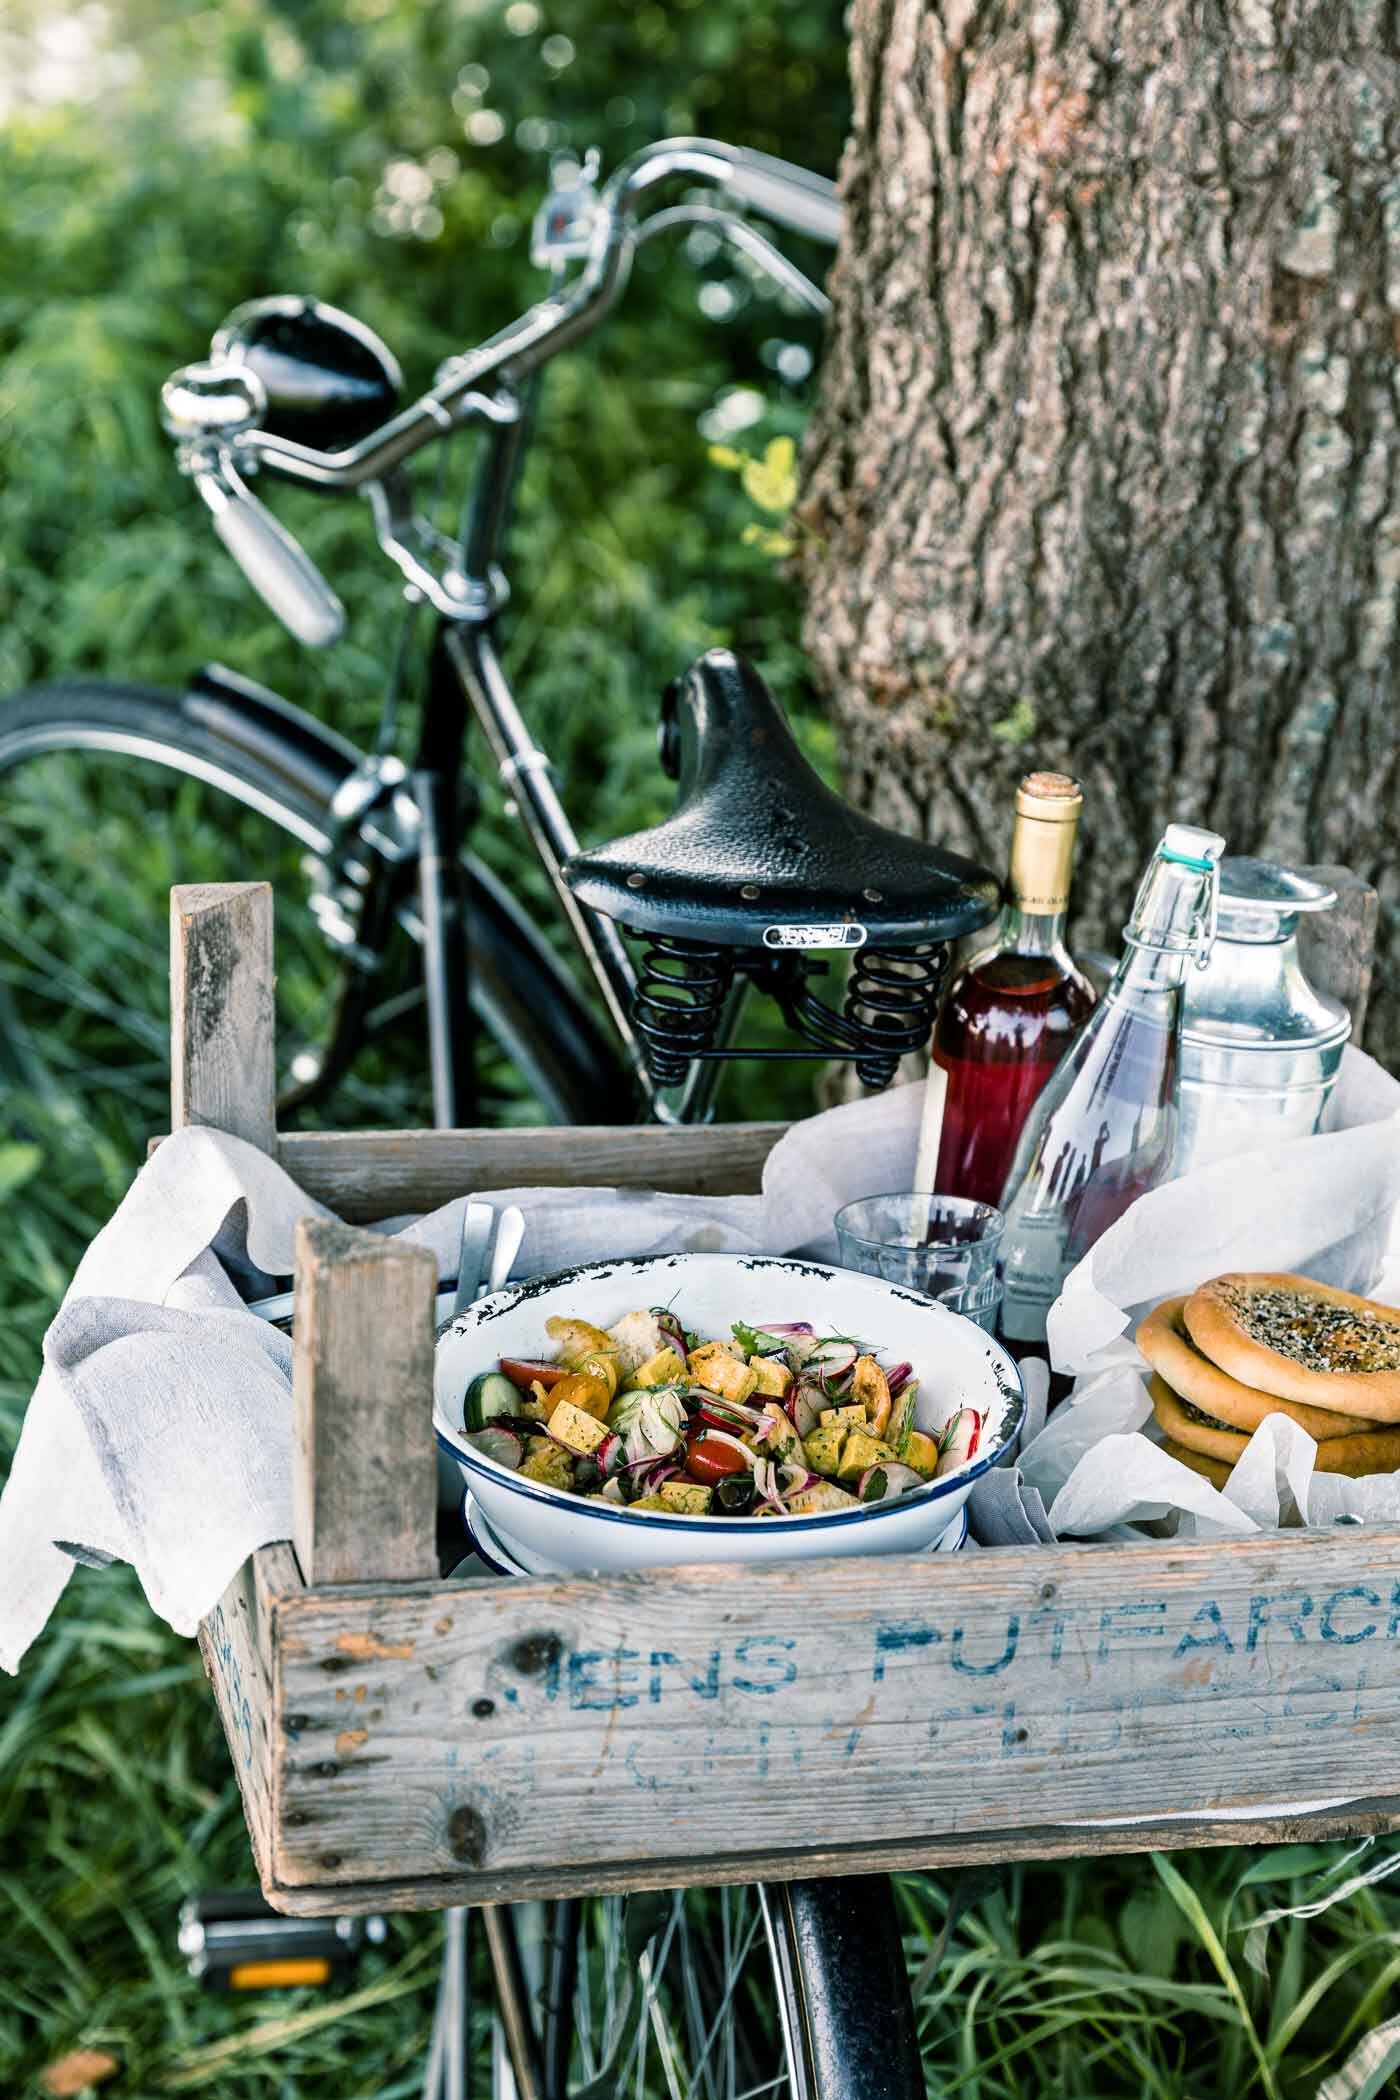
{"left": 1182, "top": 857, "right": 1350, "bottom": 1055}
{"left": 1215, "top": 857, "right": 1337, "bottom": 942}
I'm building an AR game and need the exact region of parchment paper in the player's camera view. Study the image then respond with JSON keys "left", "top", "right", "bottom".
{"left": 1020, "top": 1045, "right": 1400, "bottom": 1540}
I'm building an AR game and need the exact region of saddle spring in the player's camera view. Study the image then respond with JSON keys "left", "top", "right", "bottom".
{"left": 633, "top": 935, "right": 737, "bottom": 1087}
{"left": 841, "top": 941, "right": 952, "bottom": 1088}
{"left": 630, "top": 932, "right": 951, "bottom": 1091}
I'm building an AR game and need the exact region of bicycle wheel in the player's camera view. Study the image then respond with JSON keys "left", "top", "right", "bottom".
{"left": 482, "top": 1877, "right": 924, "bottom": 2100}
{"left": 0, "top": 678, "right": 634, "bottom": 1137}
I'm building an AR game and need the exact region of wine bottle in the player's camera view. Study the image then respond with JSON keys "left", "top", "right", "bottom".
{"left": 931, "top": 772, "right": 1095, "bottom": 1206}
{"left": 997, "top": 823, "right": 1226, "bottom": 1354}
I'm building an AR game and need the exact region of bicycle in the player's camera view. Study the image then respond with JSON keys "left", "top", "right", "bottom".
{"left": 4, "top": 135, "right": 1002, "bottom": 2096}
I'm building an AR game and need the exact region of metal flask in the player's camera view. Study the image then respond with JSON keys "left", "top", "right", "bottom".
{"left": 1175, "top": 858, "right": 1351, "bottom": 1176}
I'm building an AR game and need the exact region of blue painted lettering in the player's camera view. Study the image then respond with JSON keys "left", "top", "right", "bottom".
{"left": 1097, "top": 1602, "right": 1166, "bottom": 1660}
{"left": 1174, "top": 1601, "right": 1235, "bottom": 1657}
{"left": 569, "top": 1649, "right": 640, "bottom": 1710}
{"left": 733, "top": 1636, "right": 798, "bottom": 1695}
{"left": 951, "top": 1614, "right": 1020, "bottom": 1677}
{"left": 648, "top": 1650, "right": 721, "bottom": 1703}
{"left": 873, "top": 1621, "right": 942, "bottom": 1682}
{"left": 1246, "top": 1591, "right": 1313, "bottom": 1650}
{"left": 1319, "top": 1587, "right": 1380, "bottom": 1645}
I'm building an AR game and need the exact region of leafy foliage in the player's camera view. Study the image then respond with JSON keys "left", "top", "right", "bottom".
{"left": 6, "top": 8, "right": 1400, "bottom": 2099}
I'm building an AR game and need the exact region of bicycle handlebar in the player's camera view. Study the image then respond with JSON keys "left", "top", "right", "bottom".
{"left": 196, "top": 461, "right": 345, "bottom": 648}
{"left": 172, "top": 137, "right": 836, "bottom": 638}
{"left": 228, "top": 139, "right": 838, "bottom": 494}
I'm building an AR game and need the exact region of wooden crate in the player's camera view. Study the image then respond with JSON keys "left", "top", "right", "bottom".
{"left": 174, "top": 882, "right": 1400, "bottom": 1917}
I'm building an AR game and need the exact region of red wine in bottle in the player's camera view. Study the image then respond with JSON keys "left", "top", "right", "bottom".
{"left": 931, "top": 773, "right": 1095, "bottom": 1208}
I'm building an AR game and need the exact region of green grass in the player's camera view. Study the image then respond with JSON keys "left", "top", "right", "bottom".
{"left": 8, "top": 4, "right": 1400, "bottom": 2097}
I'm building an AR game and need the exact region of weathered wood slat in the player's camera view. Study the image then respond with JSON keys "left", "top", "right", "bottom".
{"left": 196, "top": 1545, "right": 300, "bottom": 1885}
{"left": 293, "top": 1221, "right": 439, "bottom": 1585}
{"left": 253, "top": 1798, "right": 1400, "bottom": 1916}
{"left": 268, "top": 1125, "right": 788, "bottom": 1220}
{"left": 170, "top": 882, "right": 276, "bottom": 1149}
{"left": 1300, "top": 865, "right": 1379, "bottom": 1044}
{"left": 232, "top": 1526, "right": 1400, "bottom": 1905}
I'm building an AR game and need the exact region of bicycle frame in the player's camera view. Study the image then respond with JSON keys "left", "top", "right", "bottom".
{"left": 187, "top": 139, "right": 840, "bottom": 1130}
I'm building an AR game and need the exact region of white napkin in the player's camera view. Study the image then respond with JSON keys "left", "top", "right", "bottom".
{"left": 1019, "top": 1045, "right": 1400, "bottom": 1540}
{"left": 0, "top": 1084, "right": 931, "bottom": 1670}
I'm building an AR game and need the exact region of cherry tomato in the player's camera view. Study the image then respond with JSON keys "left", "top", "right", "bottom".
{"left": 549, "top": 1371, "right": 612, "bottom": 1423}
{"left": 684, "top": 1434, "right": 749, "bottom": 1487}
{"left": 499, "top": 1357, "right": 569, "bottom": 1392}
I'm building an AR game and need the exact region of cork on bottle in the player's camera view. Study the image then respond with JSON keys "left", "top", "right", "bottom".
{"left": 1008, "top": 771, "right": 1083, "bottom": 915}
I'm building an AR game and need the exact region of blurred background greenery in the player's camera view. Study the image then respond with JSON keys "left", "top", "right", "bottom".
{"left": 4, "top": 5, "right": 1400, "bottom": 2097}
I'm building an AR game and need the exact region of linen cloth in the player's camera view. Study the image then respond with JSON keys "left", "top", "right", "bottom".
{"left": 1, "top": 1082, "right": 939, "bottom": 1670}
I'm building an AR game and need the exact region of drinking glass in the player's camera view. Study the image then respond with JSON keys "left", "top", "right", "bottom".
{"left": 834, "top": 1193, "right": 1004, "bottom": 1330}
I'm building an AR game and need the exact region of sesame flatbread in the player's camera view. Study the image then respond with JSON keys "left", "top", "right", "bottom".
{"left": 1151, "top": 1372, "right": 1400, "bottom": 1477}
{"left": 1136, "top": 1297, "right": 1383, "bottom": 1438}
{"left": 1157, "top": 1436, "right": 1234, "bottom": 1490}
{"left": 1183, "top": 1274, "right": 1400, "bottom": 1421}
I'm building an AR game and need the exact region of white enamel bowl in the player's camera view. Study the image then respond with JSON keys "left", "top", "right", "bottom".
{"left": 458, "top": 1488, "right": 970, "bottom": 1577}
{"left": 433, "top": 1252, "right": 1023, "bottom": 1574}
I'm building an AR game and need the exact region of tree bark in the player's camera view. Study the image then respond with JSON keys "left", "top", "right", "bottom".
{"left": 802, "top": 0, "right": 1400, "bottom": 1053}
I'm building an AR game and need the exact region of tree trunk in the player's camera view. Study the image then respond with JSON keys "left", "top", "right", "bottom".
{"left": 801, "top": 0, "right": 1400, "bottom": 1055}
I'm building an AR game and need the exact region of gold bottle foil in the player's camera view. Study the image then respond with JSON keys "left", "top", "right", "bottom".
{"left": 1008, "top": 771, "right": 1083, "bottom": 914}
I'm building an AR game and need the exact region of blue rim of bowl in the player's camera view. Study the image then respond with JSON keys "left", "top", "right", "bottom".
{"left": 433, "top": 1252, "right": 1024, "bottom": 1537}
{"left": 463, "top": 1488, "right": 970, "bottom": 1577}
{"left": 460, "top": 1490, "right": 521, "bottom": 1577}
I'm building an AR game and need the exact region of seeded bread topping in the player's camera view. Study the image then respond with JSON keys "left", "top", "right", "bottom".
{"left": 1218, "top": 1281, "right": 1400, "bottom": 1377}
{"left": 1180, "top": 1396, "right": 1234, "bottom": 1433}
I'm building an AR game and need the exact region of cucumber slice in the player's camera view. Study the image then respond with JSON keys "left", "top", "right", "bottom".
{"left": 468, "top": 1425, "right": 523, "bottom": 1469}
{"left": 464, "top": 1371, "right": 524, "bottom": 1432}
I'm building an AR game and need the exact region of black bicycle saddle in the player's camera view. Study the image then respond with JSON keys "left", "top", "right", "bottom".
{"left": 563, "top": 649, "right": 999, "bottom": 949}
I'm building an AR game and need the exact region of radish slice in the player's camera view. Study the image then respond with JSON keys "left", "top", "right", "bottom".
{"left": 807, "top": 1339, "right": 858, "bottom": 1379}
{"left": 857, "top": 1460, "right": 925, "bottom": 1503}
{"left": 935, "top": 1408, "right": 982, "bottom": 1476}
{"left": 788, "top": 1383, "right": 824, "bottom": 1437}
{"left": 886, "top": 1362, "right": 913, "bottom": 1399}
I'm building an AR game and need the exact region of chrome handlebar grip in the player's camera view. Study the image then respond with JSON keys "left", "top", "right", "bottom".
{"left": 195, "top": 460, "right": 346, "bottom": 648}
{"left": 704, "top": 146, "right": 841, "bottom": 247}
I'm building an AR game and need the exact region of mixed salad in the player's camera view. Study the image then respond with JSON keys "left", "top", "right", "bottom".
{"left": 458, "top": 1305, "right": 982, "bottom": 1519}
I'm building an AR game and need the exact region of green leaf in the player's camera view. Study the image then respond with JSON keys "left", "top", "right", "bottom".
{"left": 707, "top": 443, "right": 744, "bottom": 470}
{"left": 1150, "top": 1853, "right": 1280, "bottom": 2100}
{"left": 740, "top": 436, "right": 798, "bottom": 514}
{"left": 0, "top": 1144, "right": 42, "bottom": 1200}
{"left": 990, "top": 696, "right": 1038, "bottom": 746}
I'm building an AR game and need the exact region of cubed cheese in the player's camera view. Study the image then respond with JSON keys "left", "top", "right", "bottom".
{"left": 658, "top": 1480, "right": 713, "bottom": 1514}
{"left": 607, "top": 1309, "right": 666, "bottom": 1375}
{"left": 519, "top": 1442, "right": 575, "bottom": 1490}
{"left": 837, "top": 1430, "right": 898, "bottom": 1481}
{"left": 785, "top": 1480, "right": 860, "bottom": 1515}
{"left": 625, "top": 1345, "right": 686, "bottom": 1392}
{"left": 820, "top": 1403, "right": 866, "bottom": 1430}
{"left": 802, "top": 1423, "right": 848, "bottom": 1477}
{"left": 687, "top": 1346, "right": 757, "bottom": 1405}
{"left": 749, "top": 1356, "right": 793, "bottom": 1398}
{"left": 900, "top": 1429, "right": 940, "bottom": 1477}
{"left": 546, "top": 1398, "right": 609, "bottom": 1456}
{"left": 624, "top": 1492, "right": 671, "bottom": 1513}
